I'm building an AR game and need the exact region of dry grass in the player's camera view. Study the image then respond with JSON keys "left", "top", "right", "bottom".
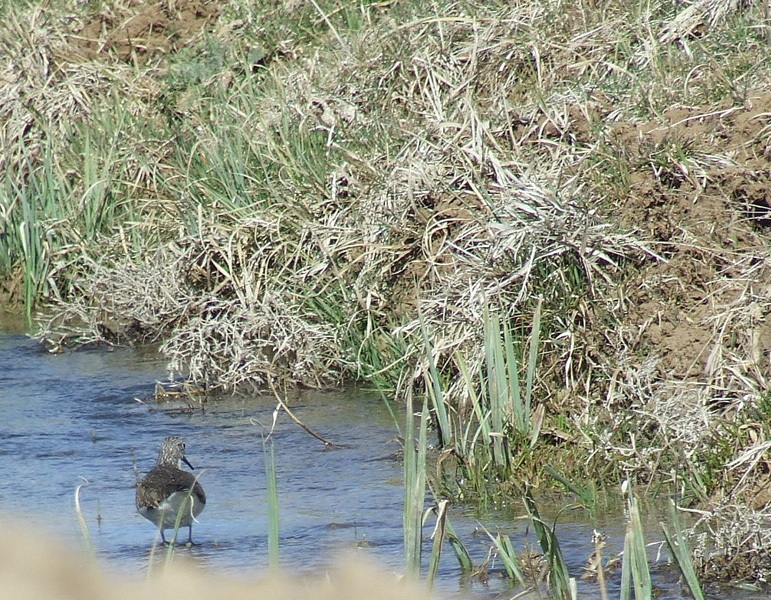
{"left": 691, "top": 502, "right": 771, "bottom": 583}
{"left": 0, "top": 520, "right": 433, "bottom": 600}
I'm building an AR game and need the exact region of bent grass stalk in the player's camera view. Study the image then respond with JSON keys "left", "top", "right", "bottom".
{"left": 426, "top": 500, "right": 448, "bottom": 587}
{"left": 426, "top": 499, "right": 474, "bottom": 587}
{"left": 523, "top": 488, "right": 575, "bottom": 600}
{"left": 442, "top": 513, "right": 474, "bottom": 574}
{"left": 162, "top": 470, "right": 206, "bottom": 567}
{"left": 484, "top": 527, "right": 526, "bottom": 586}
{"left": 662, "top": 500, "right": 705, "bottom": 600}
{"left": 74, "top": 477, "right": 95, "bottom": 560}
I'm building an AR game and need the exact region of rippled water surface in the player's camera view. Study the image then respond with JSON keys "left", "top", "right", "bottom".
{"left": 0, "top": 316, "right": 765, "bottom": 599}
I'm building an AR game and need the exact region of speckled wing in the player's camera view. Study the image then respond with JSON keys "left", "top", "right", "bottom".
{"left": 136, "top": 466, "right": 206, "bottom": 510}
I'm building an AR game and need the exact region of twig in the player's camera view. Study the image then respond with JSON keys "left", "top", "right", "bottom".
{"left": 268, "top": 379, "right": 336, "bottom": 447}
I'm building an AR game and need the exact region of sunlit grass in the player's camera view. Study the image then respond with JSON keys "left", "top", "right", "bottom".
{"left": 425, "top": 302, "right": 544, "bottom": 503}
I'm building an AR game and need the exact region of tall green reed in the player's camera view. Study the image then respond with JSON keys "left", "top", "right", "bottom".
{"left": 621, "top": 481, "right": 652, "bottom": 600}
{"left": 264, "top": 433, "right": 280, "bottom": 570}
{"left": 426, "top": 301, "right": 544, "bottom": 501}
{"left": 403, "top": 386, "right": 428, "bottom": 581}
{"left": 403, "top": 379, "right": 474, "bottom": 588}
{"left": 662, "top": 500, "right": 704, "bottom": 600}
{"left": 484, "top": 299, "right": 542, "bottom": 446}
{"left": 421, "top": 316, "right": 452, "bottom": 448}
{"left": 2, "top": 158, "right": 53, "bottom": 319}
{"left": 523, "top": 488, "right": 576, "bottom": 600}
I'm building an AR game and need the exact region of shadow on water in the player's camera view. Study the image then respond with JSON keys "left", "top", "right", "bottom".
{"left": 0, "top": 317, "right": 766, "bottom": 599}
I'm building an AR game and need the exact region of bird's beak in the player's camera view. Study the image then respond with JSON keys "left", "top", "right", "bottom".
{"left": 182, "top": 456, "right": 195, "bottom": 470}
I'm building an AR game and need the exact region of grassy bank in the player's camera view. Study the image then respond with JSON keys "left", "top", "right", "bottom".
{"left": 3, "top": 0, "right": 771, "bottom": 584}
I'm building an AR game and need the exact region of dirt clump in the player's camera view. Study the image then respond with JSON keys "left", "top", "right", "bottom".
{"left": 62, "top": 0, "right": 220, "bottom": 63}
{"left": 606, "top": 91, "right": 771, "bottom": 384}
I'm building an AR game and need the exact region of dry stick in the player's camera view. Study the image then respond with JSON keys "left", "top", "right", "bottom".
{"left": 593, "top": 530, "right": 608, "bottom": 600}
{"left": 268, "top": 380, "right": 336, "bottom": 447}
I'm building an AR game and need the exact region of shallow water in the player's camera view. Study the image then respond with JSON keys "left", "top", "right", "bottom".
{"left": 0, "top": 315, "right": 765, "bottom": 599}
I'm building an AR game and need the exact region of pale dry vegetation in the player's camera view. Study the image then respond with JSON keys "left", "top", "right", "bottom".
{"left": 4, "top": 0, "right": 771, "bottom": 584}
{"left": 0, "top": 520, "right": 431, "bottom": 600}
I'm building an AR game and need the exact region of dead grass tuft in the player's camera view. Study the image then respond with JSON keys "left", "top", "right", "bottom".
{"left": 691, "top": 502, "right": 771, "bottom": 584}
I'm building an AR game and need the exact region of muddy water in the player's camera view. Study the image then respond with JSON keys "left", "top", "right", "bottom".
{"left": 0, "top": 317, "right": 763, "bottom": 599}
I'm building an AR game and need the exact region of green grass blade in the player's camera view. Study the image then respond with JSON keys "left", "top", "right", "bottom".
{"left": 523, "top": 488, "right": 574, "bottom": 600}
{"left": 421, "top": 317, "right": 452, "bottom": 448}
{"left": 661, "top": 500, "right": 705, "bottom": 600}
{"left": 456, "top": 353, "right": 492, "bottom": 462}
{"left": 264, "top": 436, "right": 280, "bottom": 570}
{"left": 621, "top": 527, "right": 632, "bottom": 600}
{"left": 445, "top": 529, "right": 474, "bottom": 573}
{"left": 502, "top": 313, "right": 524, "bottom": 432}
{"left": 544, "top": 464, "right": 595, "bottom": 508}
{"left": 483, "top": 307, "right": 506, "bottom": 467}
{"left": 524, "top": 298, "right": 542, "bottom": 423}
{"left": 404, "top": 388, "right": 428, "bottom": 581}
{"left": 625, "top": 485, "right": 652, "bottom": 599}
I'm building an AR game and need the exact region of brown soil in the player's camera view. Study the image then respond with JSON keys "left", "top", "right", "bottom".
{"left": 606, "top": 92, "right": 771, "bottom": 384}
{"left": 62, "top": 0, "right": 220, "bottom": 63}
